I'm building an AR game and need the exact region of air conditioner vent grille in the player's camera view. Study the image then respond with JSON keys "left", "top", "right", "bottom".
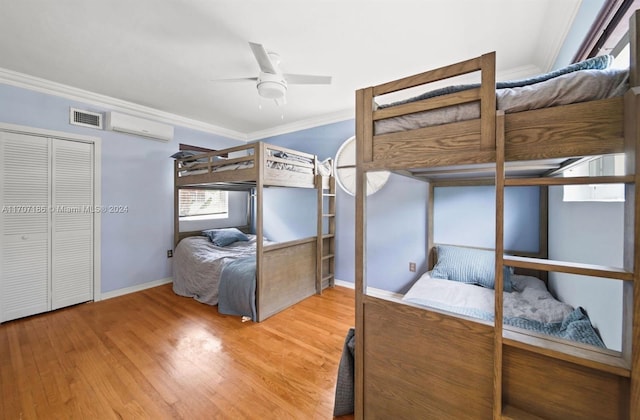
{"left": 70, "top": 108, "right": 103, "bottom": 129}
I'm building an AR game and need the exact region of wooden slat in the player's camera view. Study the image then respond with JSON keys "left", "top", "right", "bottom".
{"left": 365, "top": 97, "right": 624, "bottom": 173}
{"left": 175, "top": 167, "right": 258, "bottom": 187}
{"left": 503, "top": 330, "right": 629, "bottom": 376}
{"left": 373, "top": 88, "right": 482, "bottom": 121}
{"left": 362, "top": 88, "right": 374, "bottom": 164}
{"left": 370, "top": 119, "right": 496, "bottom": 171}
{"left": 480, "top": 52, "right": 496, "bottom": 151}
{"left": 372, "top": 55, "right": 482, "bottom": 96}
{"left": 260, "top": 240, "right": 317, "bottom": 320}
{"left": 504, "top": 255, "right": 633, "bottom": 281}
{"left": 503, "top": 346, "right": 630, "bottom": 419}
{"left": 362, "top": 296, "right": 493, "bottom": 419}
{"left": 504, "top": 97, "right": 624, "bottom": 160}
{"left": 505, "top": 174, "right": 634, "bottom": 186}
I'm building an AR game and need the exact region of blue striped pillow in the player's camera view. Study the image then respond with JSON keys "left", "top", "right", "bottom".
{"left": 431, "top": 245, "right": 512, "bottom": 292}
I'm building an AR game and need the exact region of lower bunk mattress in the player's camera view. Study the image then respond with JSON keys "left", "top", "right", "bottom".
{"left": 403, "top": 271, "right": 606, "bottom": 348}
{"left": 173, "top": 235, "right": 267, "bottom": 321}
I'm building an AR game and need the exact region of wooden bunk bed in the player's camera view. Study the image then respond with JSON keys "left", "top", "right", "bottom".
{"left": 173, "top": 141, "right": 335, "bottom": 322}
{"left": 353, "top": 11, "right": 640, "bottom": 420}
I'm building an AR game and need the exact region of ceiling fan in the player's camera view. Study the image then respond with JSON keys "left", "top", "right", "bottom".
{"left": 214, "top": 42, "right": 332, "bottom": 105}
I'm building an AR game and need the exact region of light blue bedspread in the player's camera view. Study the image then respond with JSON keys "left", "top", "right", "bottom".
{"left": 218, "top": 256, "right": 257, "bottom": 321}
{"left": 417, "top": 301, "right": 605, "bottom": 348}
{"left": 505, "top": 307, "right": 605, "bottom": 348}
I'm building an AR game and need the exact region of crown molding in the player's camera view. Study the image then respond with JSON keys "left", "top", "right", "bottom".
{"left": 541, "top": 0, "right": 582, "bottom": 71}
{"left": 247, "top": 108, "right": 354, "bottom": 141}
{"left": 496, "top": 64, "right": 542, "bottom": 81}
{"left": 0, "top": 67, "right": 248, "bottom": 141}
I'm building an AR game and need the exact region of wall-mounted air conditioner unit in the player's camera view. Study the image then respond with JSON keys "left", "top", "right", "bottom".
{"left": 105, "top": 111, "right": 174, "bottom": 142}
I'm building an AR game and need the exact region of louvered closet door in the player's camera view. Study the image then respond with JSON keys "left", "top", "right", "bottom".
{"left": 51, "top": 139, "right": 93, "bottom": 310}
{"left": 0, "top": 132, "right": 50, "bottom": 322}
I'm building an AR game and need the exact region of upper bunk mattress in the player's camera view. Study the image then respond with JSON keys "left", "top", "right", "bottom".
{"left": 375, "top": 62, "right": 629, "bottom": 136}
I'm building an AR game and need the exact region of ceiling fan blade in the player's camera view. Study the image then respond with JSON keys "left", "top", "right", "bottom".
{"left": 210, "top": 77, "right": 258, "bottom": 83}
{"left": 284, "top": 73, "right": 332, "bottom": 85}
{"left": 249, "top": 42, "right": 277, "bottom": 74}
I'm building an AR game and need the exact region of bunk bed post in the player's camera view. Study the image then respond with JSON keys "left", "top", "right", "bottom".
{"left": 625, "top": 10, "right": 640, "bottom": 419}
{"left": 173, "top": 160, "right": 180, "bottom": 249}
{"left": 316, "top": 174, "right": 323, "bottom": 294}
{"left": 427, "top": 183, "right": 435, "bottom": 270}
{"left": 354, "top": 87, "right": 371, "bottom": 419}
{"left": 255, "top": 142, "right": 265, "bottom": 322}
{"left": 494, "top": 111, "right": 506, "bottom": 419}
{"left": 480, "top": 52, "right": 497, "bottom": 151}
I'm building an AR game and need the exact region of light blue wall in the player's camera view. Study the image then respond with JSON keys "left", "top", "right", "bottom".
{"left": 0, "top": 83, "right": 243, "bottom": 293}
{"left": 257, "top": 120, "right": 354, "bottom": 246}
{"left": 258, "top": 120, "right": 429, "bottom": 293}
{"left": 434, "top": 186, "right": 540, "bottom": 252}
{"left": 548, "top": 186, "right": 623, "bottom": 351}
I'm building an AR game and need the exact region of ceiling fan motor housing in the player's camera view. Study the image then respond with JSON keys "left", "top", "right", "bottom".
{"left": 257, "top": 72, "right": 287, "bottom": 99}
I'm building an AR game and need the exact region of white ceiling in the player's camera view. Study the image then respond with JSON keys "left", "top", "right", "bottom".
{"left": 0, "top": 0, "right": 585, "bottom": 140}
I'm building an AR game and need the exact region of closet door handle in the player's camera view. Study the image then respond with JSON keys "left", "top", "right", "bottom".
{"left": 21, "top": 235, "right": 29, "bottom": 240}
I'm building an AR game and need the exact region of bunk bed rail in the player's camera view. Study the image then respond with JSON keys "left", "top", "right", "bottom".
{"left": 174, "top": 142, "right": 321, "bottom": 188}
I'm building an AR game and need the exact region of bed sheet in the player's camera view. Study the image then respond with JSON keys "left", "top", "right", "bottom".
{"left": 402, "top": 272, "right": 605, "bottom": 347}
{"left": 172, "top": 235, "right": 264, "bottom": 305}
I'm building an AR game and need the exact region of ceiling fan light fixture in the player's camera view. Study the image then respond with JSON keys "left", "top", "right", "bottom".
{"left": 257, "top": 80, "right": 287, "bottom": 99}
{"left": 210, "top": 42, "right": 331, "bottom": 104}
{"left": 256, "top": 73, "right": 287, "bottom": 99}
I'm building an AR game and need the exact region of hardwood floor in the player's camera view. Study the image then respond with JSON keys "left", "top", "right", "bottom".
{"left": 0, "top": 284, "right": 355, "bottom": 419}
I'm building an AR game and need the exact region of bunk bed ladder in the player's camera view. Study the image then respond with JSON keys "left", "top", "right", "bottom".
{"left": 497, "top": 96, "right": 639, "bottom": 418}
{"left": 316, "top": 174, "right": 336, "bottom": 293}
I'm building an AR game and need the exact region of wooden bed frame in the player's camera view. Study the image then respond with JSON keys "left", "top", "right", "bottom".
{"left": 173, "top": 141, "right": 335, "bottom": 322}
{"left": 354, "top": 11, "right": 640, "bottom": 420}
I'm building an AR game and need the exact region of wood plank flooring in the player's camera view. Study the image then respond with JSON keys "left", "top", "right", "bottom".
{"left": 0, "top": 284, "right": 355, "bottom": 419}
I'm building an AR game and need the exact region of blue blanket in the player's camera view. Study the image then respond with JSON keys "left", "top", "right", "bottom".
{"left": 504, "top": 307, "right": 605, "bottom": 348}
{"left": 426, "top": 303, "right": 605, "bottom": 348}
{"left": 218, "top": 256, "right": 257, "bottom": 321}
{"left": 379, "top": 55, "right": 613, "bottom": 109}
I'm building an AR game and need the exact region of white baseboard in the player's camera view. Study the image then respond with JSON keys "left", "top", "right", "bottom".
{"left": 333, "top": 279, "right": 403, "bottom": 300}
{"left": 100, "top": 277, "right": 173, "bottom": 300}
{"left": 98, "top": 277, "right": 402, "bottom": 304}
{"left": 334, "top": 279, "right": 354, "bottom": 289}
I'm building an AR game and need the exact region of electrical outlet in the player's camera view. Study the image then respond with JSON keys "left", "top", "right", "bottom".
{"left": 409, "top": 262, "right": 416, "bottom": 272}
{"left": 167, "top": 250, "right": 173, "bottom": 258}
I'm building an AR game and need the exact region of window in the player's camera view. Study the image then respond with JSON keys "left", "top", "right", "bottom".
{"left": 563, "top": 154, "right": 625, "bottom": 202}
{"left": 562, "top": 1, "right": 634, "bottom": 203}
{"left": 179, "top": 189, "right": 228, "bottom": 218}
